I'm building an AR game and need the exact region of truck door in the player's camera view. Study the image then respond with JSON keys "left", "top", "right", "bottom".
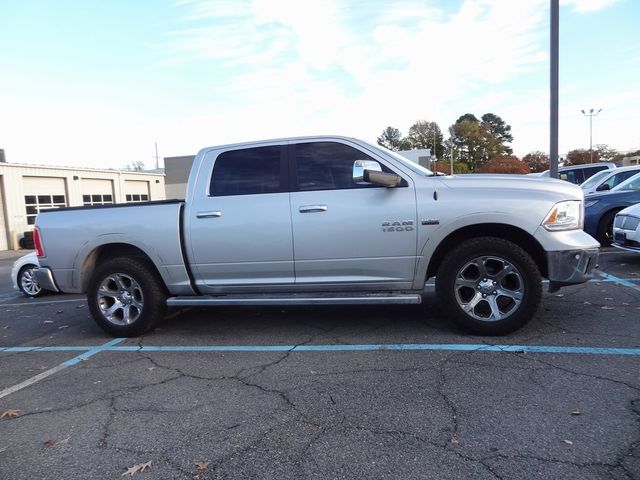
{"left": 186, "top": 144, "right": 294, "bottom": 291}
{"left": 289, "top": 141, "right": 418, "bottom": 289}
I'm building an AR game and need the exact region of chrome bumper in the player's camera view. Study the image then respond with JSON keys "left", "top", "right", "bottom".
{"left": 547, "top": 248, "right": 599, "bottom": 293}
{"left": 35, "top": 267, "right": 60, "bottom": 293}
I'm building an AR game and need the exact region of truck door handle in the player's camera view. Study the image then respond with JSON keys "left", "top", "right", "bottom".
{"left": 196, "top": 210, "right": 222, "bottom": 219}
{"left": 299, "top": 205, "right": 328, "bottom": 213}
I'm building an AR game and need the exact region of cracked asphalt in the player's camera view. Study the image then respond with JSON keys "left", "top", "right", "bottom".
{"left": 0, "top": 249, "right": 639, "bottom": 479}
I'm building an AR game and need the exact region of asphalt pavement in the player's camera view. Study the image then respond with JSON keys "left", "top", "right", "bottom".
{"left": 0, "top": 249, "right": 639, "bottom": 479}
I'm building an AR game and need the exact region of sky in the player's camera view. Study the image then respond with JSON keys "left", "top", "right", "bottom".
{"left": 0, "top": 0, "right": 638, "bottom": 169}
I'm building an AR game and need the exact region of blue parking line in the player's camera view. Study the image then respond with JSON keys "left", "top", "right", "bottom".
{"left": 2, "top": 342, "right": 639, "bottom": 356}
{"left": 594, "top": 272, "right": 640, "bottom": 291}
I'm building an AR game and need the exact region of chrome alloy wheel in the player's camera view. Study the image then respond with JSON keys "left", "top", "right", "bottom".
{"left": 453, "top": 256, "right": 524, "bottom": 322}
{"left": 20, "top": 266, "right": 42, "bottom": 296}
{"left": 96, "top": 273, "right": 144, "bottom": 325}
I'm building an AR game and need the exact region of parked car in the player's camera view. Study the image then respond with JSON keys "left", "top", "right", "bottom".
{"left": 11, "top": 252, "right": 47, "bottom": 297}
{"left": 584, "top": 172, "right": 640, "bottom": 245}
{"left": 612, "top": 203, "right": 640, "bottom": 252}
{"left": 536, "top": 162, "right": 616, "bottom": 184}
{"left": 580, "top": 165, "right": 640, "bottom": 194}
{"left": 35, "top": 136, "right": 599, "bottom": 337}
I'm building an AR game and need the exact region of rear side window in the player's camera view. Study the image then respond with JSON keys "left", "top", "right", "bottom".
{"left": 559, "top": 170, "right": 583, "bottom": 184}
{"left": 210, "top": 146, "right": 282, "bottom": 196}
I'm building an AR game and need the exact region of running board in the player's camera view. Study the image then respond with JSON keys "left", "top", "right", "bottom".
{"left": 166, "top": 292, "right": 423, "bottom": 307}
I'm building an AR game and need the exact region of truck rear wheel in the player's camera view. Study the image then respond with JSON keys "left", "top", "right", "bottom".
{"left": 435, "top": 237, "right": 542, "bottom": 335}
{"left": 87, "top": 257, "right": 166, "bottom": 337}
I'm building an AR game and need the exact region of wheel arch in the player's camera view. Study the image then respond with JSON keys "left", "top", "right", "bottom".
{"left": 426, "top": 223, "right": 548, "bottom": 280}
{"left": 79, "top": 243, "right": 165, "bottom": 294}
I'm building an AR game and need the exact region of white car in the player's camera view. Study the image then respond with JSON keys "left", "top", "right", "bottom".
{"left": 612, "top": 203, "right": 640, "bottom": 253}
{"left": 580, "top": 165, "right": 640, "bottom": 195}
{"left": 11, "top": 252, "right": 46, "bottom": 297}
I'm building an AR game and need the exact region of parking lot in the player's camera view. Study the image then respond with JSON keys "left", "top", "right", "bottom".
{"left": 0, "top": 249, "right": 639, "bottom": 479}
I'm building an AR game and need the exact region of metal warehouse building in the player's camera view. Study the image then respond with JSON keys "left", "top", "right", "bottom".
{"left": 0, "top": 160, "right": 165, "bottom": 251}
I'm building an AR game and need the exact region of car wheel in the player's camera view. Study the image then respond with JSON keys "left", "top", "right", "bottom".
{"left": 18, "top": 264, "right": 44, "bottom": 297}
{"left": 435, "top": 237, "right": 542, "bottom": 335}
{"left": 597, "top": 210, "right": 619, "bottom": 247}
{"left": 87, "top": 257, "right": 167, "bottom": 337}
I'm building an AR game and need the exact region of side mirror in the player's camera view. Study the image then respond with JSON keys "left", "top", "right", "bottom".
{"left": 596, "top": 183, "right": 610, "bottom": 191}
{"left": 353, "top": 160, "right": 403, "bottom": 188}
{"left": 353, "top": 160, "right": 382, "bottom": 184}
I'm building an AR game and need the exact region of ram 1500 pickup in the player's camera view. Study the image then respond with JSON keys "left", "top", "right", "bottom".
{"left": 35, "top": 136, "right": 600, "bottom": 336}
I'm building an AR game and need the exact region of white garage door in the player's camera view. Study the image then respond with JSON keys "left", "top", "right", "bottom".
{"left": 81, "top": 178, "right": 114, "bottom": 205}
{"left": 124, "top": 180, "right": 150, "bottom": 203}
{"left": 23, "top": 176, "right": 67, "bottom": 226}
{"left": 0, "top": 178, "right": 8, "bottom": 250}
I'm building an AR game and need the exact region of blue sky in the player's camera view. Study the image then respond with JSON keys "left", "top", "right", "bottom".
{"left": 1, "top": 0, "right": 638, "bottom": 169}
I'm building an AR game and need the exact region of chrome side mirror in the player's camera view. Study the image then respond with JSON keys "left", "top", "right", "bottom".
{"left": 353, "top": 160, "right": 382, "bottom": 184}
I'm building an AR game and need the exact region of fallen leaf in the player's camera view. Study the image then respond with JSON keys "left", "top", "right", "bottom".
{"left": 1, "top": 409, "right": 20, "bottom": 419}
{"left": 604, "top": 297, "right": 613, "bottom": 301}
{"left": 583, "top": 301, "right": 591, "bottom": 305}
{"left": 622, "top": 302, "right": 629, "bottom": 306}
{"left": 563, "top": 439, "right": 573, "bottom": 445}
{"left": 0, "top": 447, "right": 7, "bottom": 453}
{"left": 570, "top": 410, "right": 581, "bottom": 416}
{"left": 122, "top": 461, "right": 152, "bottom": 476}
{"left": 58, "top": 325, "right": 69, "bottom": 329}
{"left": 450, "top": 435, "right": 459, "bottom": 444}
{"left": 195, "top": 461, "right": 210, "bottom": 471}
{"left": 43, "top": 439, "right": 56, "bottom": 448}
{"left": 601, "top": 306, "right": 614, "bottom": 310}
{"left": 43, "top": 320, "right": 54, "bottom": 324}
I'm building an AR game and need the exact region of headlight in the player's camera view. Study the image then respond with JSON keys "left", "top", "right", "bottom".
{"left": 584, "top": 199, "right": 599, "bottom": 208}
{"left": 542, "top": 200, "right": 583, "bottom": 231}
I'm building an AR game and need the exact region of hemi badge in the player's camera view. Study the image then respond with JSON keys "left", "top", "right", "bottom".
{"left": 421, "top": 219, "right": 440, "bottom": 226}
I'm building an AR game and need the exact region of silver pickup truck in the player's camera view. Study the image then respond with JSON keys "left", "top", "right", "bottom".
{"left": 35, "top": 136, "right": 599, "bottom": 337}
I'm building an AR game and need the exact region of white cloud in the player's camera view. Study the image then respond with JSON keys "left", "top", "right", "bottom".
{"left": 560, "top": 0, "right": 621, "bottom": 14}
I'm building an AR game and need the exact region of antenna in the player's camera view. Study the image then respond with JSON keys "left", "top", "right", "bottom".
{"left": 154, "top": 142, "right": 159, "bottom": 170}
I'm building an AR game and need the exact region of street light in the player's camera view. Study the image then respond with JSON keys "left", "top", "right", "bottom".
{"left": 581, "top": 108, "right": 602, "bottom": 163}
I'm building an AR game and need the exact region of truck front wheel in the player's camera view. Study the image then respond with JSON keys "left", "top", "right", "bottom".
{"left": 435, "top": 237, "right": 542, "bottom": 335}
{"left": 87, "top": 257, "right": 167, "bottom": 337}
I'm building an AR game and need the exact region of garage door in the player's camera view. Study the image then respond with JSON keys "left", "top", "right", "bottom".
{"left": 0, "top": 177, "right": 8, "bottom": 250}
{"left": 81, "top": 178, "right": 114, "bottom": 206}
{"left": 124, "top": 180, "right": 150, "bottom": 203}
{"left": 23, "top": 176, "right": 67, "bottom": 226}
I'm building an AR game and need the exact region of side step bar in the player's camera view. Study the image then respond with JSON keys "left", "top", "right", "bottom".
{"left": 167, "top": 292, "right": 423, "bottom": 307}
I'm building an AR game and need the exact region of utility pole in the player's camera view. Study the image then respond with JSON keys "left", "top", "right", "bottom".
{"left": 154, "top": 142, "right": 159, "bottom": 170}
{"left": 581, "top": 108, "right": 602, "bottom": 163}
{"left": 550, "top": 0, "right": 559, "bottom": 179}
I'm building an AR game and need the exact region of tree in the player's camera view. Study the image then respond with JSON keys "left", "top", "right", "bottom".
{"left": 522, "top": 151, "right": 549, "bottom": 173}
{"left": 125, "top": 160, "right": 146, "bottom": 171}
{"left": 566, "top": 149, "right": 596, "bottom": 165}
{"left": 406, "top": 120, "right": 444, "bottom": 157}
{"left": 377, "top": 127, "right": 409, "bottom": 151}
{"left": 594, "top": 144, "right": 618, "bottom": 161}
{"left": 479, "top": 156, "right": 529, "bottom": 174}
{"left": 447, "top": 113, "right": 514, "bottom": 172}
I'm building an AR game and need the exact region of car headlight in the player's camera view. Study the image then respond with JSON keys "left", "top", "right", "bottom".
{"left": 584, "top": 199, "right": 599, "bottom": 208}
{"left": 542, "top": 200, "right": 583, "bottom": 231}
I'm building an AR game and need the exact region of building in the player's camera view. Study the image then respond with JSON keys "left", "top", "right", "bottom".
{"left": 0, "top": 161, "right": 165, "bottom": 251}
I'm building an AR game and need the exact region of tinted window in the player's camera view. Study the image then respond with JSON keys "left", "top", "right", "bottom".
{"left": 295, "top": 142, "right": 393, "bottom": 191}
{"left": 559, "top": 170, "right": 582, "bottom": 184}
{"left": 608, "top": 170, "right": 639, "bottom": 189}
{"left": 210, "top": 146, "right": 282, "bottom": 196}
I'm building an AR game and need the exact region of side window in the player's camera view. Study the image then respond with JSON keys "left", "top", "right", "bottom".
{"left": 609, "top": 170, "right": 637, "bottom": 189}
{"left": 582, "top": 166, "right": 606, "bottom": 180}
{"left": 295, "top": 142, "right": 398, "bottom": 191}
{"left": 559, "top": 170, "right": 580, "bottom": 184}
{"left": 210, "top": 146, "right": 282, "bottom": 196}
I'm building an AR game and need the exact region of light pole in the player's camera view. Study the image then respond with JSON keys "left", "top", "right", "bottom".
{"left": 581, "top": 108, "right": 602, "bottom": 163}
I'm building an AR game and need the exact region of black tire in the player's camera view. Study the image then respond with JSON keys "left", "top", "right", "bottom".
{"left": 435, "top": 237, "right": 542, "bottom": 335}
{"left": 18, "top": 264, "right": 45, "bottom": 297}
{"left": 87, "top": 257, "right": 167, "bottom": 337}
{"left": 596, "top": 210, "right": 619, "bottom": 247}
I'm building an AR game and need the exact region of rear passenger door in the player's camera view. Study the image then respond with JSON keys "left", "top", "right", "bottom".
{"left": 289, "top": 140, "right": 418, "bottom": 289}
{"left": 187, "top": 144, "right": 294, "bottom": 291}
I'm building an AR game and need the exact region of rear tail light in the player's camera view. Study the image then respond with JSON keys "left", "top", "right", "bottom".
{"left": 34, "top": 227, "right": 46, "bottom": 258}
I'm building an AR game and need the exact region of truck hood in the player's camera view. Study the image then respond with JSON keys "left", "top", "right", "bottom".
{"left": 437, "top": 174, "right": 584, "bottom": 200}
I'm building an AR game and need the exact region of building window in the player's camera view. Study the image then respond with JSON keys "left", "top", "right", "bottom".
{"left": 125, "top": 194, "right": 149, "bottom": 203}
{"left": 82, "top": 194, "right": 113, "bottom": 206}
{"left": 24, "top": 194, "right": 67, "bottom": 225}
